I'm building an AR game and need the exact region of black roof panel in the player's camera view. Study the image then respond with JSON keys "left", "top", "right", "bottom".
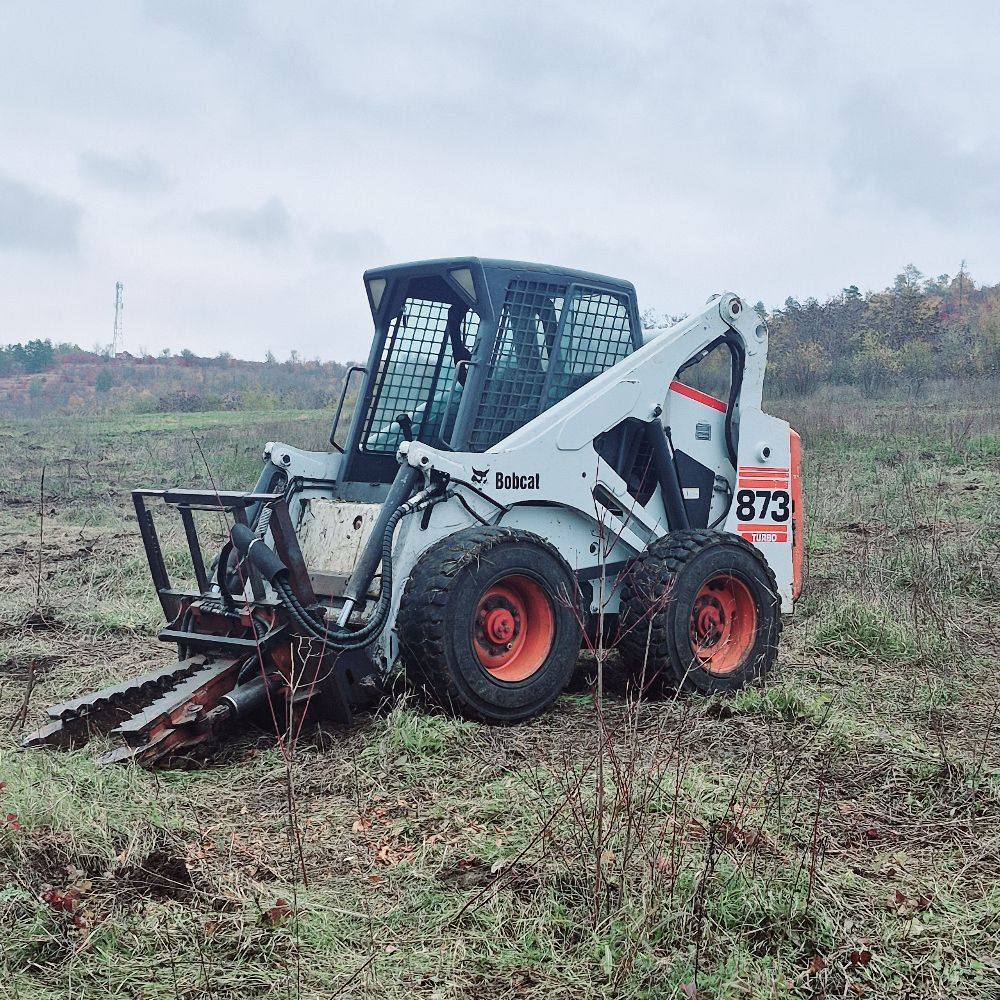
{"left": 362, "top": 256, "right": 635, "bottom": 294}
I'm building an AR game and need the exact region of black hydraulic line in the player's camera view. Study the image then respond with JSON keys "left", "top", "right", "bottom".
{"left": 215, "top": 540, "right": 238, "bottom": 613}
{"left": 451, "top": 489, "right": 492, "bottom": 526}
{"left": 645, "top": 418, "right": 690, "bottom": 531}
{"left": 724, "top": 341, "right": 744, "bottom": 470}
{"left": 235, "top": 616, "right": 271, "bottom": 684}
{"left": 245, "top": 463, "right": 288, "bottom": 532}
{"left": 340, "top": 464, "right": 421, "bottom": 613}
{"left": 671, "top": 332, "right": 744, "bottom": 471}
{"left": 231, "top": 532, "right": 382, "bottom": 650}
{"left": 708, "top": 478, "right": 733, "bottom": 529}
{"left": 230, "top": 480, "right": 436, "bottom": 649}
{"left": 446, "top": 475, "right": 510, "bottom": 513}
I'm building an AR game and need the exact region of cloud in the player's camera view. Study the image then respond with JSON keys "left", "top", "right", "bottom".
{"left": 140, "top": 0, "right": 249, "bottom": 45}
{"left": 0, "top": 173, "right": 80, "bottom": 254}
{"left": 833, "top": 89, "right": 1000, "bottom": 225}
{"left": 78, "top": 151, "right": 169, "bottom": 195}
{"left": 314, "top": 229, "right": 387, "bottom": 262}
{"left": 196, "top": 197, "right": 291, "bottom": 246}
{"left": 2, "top": 2, "right": 1000, "bottom": 356}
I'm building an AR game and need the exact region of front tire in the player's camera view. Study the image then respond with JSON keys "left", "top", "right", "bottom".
{"left": 618, "top": 529, "right": 781, "bottom": 694}
{"left": 397, "top": 527, "right": 582, "bottom": 722}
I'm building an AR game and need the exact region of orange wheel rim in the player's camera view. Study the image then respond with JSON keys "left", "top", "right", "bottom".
{"left": 688, "top": 573, "right": 757, "bottom": 674}
{"left": 473, "top": 575, "right": 554, "bottom": 682}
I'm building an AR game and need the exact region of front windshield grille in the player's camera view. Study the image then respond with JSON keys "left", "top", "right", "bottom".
{"left": 469, "top": 278, "right": 566, "bottom": 451}
{"left": 362, "top": 296, "right": 479, "bottom": 453}
{"left": 469, "top": 281, "right": 634, "bottom": 451}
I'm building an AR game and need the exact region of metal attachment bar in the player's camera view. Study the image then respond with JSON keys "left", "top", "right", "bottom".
{"left": 178, "top": 506, "right": 209, "bottom": 593}
{"left": 266, "top": 500, "right": 317, "bottom": 606}
{"left": 134, "top": 488, "right": 283, "bottom": 508}
{"left": 132, "top": 492, "right": 178, "bottom": 620}
{"left": 157, "top": 628, "right": 287, "bottom": 654}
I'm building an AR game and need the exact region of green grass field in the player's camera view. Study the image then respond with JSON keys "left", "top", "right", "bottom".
{"left": 1, "top": 387, "right": 998, "bottom": 999}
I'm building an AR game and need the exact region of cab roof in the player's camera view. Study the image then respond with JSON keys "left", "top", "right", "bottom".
{"left": 362, "top": 256, "right": 636, "bottom": 295}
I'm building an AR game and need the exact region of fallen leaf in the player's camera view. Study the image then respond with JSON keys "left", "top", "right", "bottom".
{"left": 261, "top": 898, "right": 293, "bottom": 927}
{"left": 848, "top": 949, "right": 872, "bottom": 968}
{"left": 41, "top": 888, "right": 80, "bottom": 913}
{"left": 809, "top": 955, "right": 827, "bottom": 973}
{"left": 680, "top": 982, "right": 698, "bottom": 999}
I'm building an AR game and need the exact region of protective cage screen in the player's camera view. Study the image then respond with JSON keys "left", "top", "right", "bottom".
{"left": 469, "top": 281, "right": 634, "bottom": 451}
{"left": 362, "top": 297, "right": 479, "bottom": 453}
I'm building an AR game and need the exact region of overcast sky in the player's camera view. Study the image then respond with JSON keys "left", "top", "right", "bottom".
{"left": 1, "top": 1, "right": 997, "bottom": 361}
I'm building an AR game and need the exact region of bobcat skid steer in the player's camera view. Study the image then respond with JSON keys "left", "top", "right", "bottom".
{"left": 24, "top": 258, "right": 803, "bottom": 765}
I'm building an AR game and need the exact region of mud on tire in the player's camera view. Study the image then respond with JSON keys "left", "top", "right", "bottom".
{"left": 396, "top": 526, "right": 582, "bottom": 723}
{"left": 618, "top": 529, "right": 781, "bottom": 694}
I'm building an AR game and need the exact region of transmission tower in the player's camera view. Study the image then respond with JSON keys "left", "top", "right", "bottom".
{"left": 112, "top": 281, "right": 125, "bottom": 355}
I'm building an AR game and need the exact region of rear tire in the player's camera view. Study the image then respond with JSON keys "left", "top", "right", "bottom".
{"left": 618, "top": 529, "right": 781, "bottom": 694}
{"left": 397, "top": 526, "right": 582, "bottom": 722}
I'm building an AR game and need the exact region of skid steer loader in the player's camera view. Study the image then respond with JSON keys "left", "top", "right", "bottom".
{"left": 24, "top": 258, "right": 803, "bottom": 765}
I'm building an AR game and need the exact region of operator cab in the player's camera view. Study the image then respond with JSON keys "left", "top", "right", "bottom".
{"left": 335, "top": 258, "right": 644, "bottom": 486}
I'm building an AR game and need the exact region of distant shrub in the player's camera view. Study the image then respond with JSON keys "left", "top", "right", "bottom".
{"left": 128, "top": 391, "right": 159, "bottom": 414}
{"left": 157, "top": 390, "right": 206, "bottom": 412}
{"left": 239, "top": 388, "right": 281, "bottom": 410}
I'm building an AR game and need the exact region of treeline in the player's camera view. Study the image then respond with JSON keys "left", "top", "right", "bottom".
{"left": 763, "top": 265, "right": 1000, "bottom": 395}
{"left": 3, "top": 264, "right": 999, "bottom": 417}
{"left": 0, "top": 346, "right": 350, "bottom": 417}
{"left": 0, "top": 339, "right": 57, "bottom": 375}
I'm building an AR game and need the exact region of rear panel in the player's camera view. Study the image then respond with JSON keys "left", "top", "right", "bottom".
{"left": 722, "top": 410, "right": 796, "bottom": 610}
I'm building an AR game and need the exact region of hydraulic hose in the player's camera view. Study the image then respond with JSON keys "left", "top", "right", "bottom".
{"left": 274, "top": 503, "right": 408, "bottom": 649}
{"left": 230, "top": 485, "right": 438, "bottom": 649}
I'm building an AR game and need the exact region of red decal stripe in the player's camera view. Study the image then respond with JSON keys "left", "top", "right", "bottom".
{"left": 738, "top": 526, "right": 789, "bottom": 542}
{"left": 740, "top": 466, "right": 789, "bottom": 473}
{"left": 738, "top": 479, "right": 789, "bottom": 489}
{"left": 669, "top": 380, "right": 727, "bottom": 413}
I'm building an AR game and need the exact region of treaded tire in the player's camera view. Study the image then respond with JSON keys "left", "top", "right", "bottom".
{"left": 396, "top": 526, "right": 582, "bottom": 722}
{"left": 618, "top": 529, "right": 781, "bottom": 694}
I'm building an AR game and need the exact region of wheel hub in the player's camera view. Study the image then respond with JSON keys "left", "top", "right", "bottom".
{"left": 693, "top": 594, "right": 728, "bottom": 646}
{"left": 472, "top": 576, "right": 555, "bottom": 682}
{"left": 688, "top": 573, "right": 757, "bottom": 675}
{"left": 478, "top": 596, "right": 520, "bottom": 650}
